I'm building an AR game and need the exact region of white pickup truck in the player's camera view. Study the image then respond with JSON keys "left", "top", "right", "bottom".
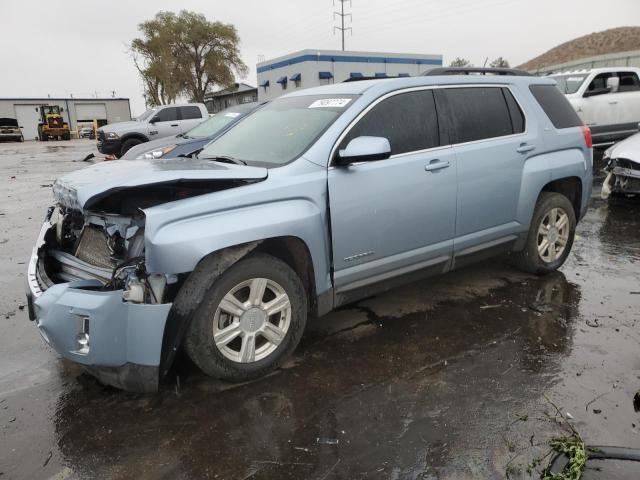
{"left": 549, "top": 67, "right": 640, "bottom": 147}
{"left": 97, "top": 103, "right": 208, "bottom": 158}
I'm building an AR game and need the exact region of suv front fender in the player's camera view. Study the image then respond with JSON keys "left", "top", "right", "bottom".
{"left": 144, "top": 199, "right": 331, "bottom": 296}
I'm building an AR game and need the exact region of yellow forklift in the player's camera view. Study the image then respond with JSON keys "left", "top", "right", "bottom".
{"left": 37, "top": 105, "right": 71, "bottom": 141}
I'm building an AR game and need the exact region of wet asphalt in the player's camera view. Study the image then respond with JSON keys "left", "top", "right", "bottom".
{"left": 0, "top": 141, "right": 639, "bottom": 480}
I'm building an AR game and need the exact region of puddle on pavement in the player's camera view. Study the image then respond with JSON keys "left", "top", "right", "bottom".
{"left": 48, "top": 272, "right": 584, "bottom": 479}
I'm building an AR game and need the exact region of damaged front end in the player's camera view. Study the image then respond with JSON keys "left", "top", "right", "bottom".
{"left": 27, "top": 202, "right": 174, "bottom": 392}
{"left": 27, "top": 158, "right": 269, "bottom": 392}
{"left": 601, "top": 157, "right": 640, "bottom": 200}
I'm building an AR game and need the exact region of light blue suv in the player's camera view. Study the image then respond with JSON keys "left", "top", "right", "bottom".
{"left": 27, "top": 72, "right": 593, "bottom": 392}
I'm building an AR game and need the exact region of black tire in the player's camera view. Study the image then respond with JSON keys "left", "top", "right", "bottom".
{"left": 184, "top": 253, "right": 307, "bottom": 382}
{"left": 120, "top": 138, "right": 142, "bottom": 156}
{"left": 63, "top": 133, "right": 71, "bottom": 140}
{"left": 512, "top": 192, "right": 576, "bottom": 275}
{"left": 39, "top": 129, "right": 47, "bottom": 141}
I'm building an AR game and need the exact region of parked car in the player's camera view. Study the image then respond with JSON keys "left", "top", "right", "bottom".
{"left": 601, "top": 131, "right": 640, "bottom": 200}
{"left": 79, "top": 126, "right": 95, "bottom": 139}
{"left": 549, "top": 67, "right": 640, "bottom": 147}
{"left": 97, "top": 103, "right": 208, "bottom": 158}
{"left": 122, "top": 102, "right": 264, "bottom": 160}
{"left": 0, "top": 118, "right": 24, "bottom": 142}
{"left": 27, "top": 73, "right": 592, "bottom": 392}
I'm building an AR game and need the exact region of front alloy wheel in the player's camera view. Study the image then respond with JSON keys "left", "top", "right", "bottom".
{"left": 214, "top": 278, "right": 292, "bottom": 363}
{"left": 184, "top": 253, "right": 307, "bottom": 382}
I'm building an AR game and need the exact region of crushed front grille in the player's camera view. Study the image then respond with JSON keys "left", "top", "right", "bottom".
{"left": 74, "top": 226, "right": 115, "bottom": 269}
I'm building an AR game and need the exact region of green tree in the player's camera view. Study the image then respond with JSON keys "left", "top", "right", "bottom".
{"left": 131, "top": 11, "right": 248, "bottom": 105}
{"left": 489, "top": 57, "right": 510, "bottom": 68}
{"left": 449, "top": 57, "right": 472, "bottom": 67}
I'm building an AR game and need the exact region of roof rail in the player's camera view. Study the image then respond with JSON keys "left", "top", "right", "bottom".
{"left": 342, "top": 76, "right": 394, "bottom": 83}
{"left": 423, "top": 67, "right": 532, "bottom": 77}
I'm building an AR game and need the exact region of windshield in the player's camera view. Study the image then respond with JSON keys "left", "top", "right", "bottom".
{"left": 137, "top": 108, "right": 158, "bottom": 122}
{"left": 199, "top": 95, "right": 356, "bottom": 166}
{"left": 549, "top": 74, "right": 587, "bottom": 94}
{"left": 185, "top": 109, "right": 247, "bottom": 139}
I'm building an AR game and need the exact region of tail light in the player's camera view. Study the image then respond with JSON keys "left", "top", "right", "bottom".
{"left": 582, "top": 126, "right": 592, "bottom": 149}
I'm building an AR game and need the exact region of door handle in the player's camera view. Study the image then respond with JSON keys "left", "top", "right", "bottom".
{"left": 516, "top": 143, "right": 536, "bottom": 153}
{"left": 171, "top": 124, "right": 179, "bottom": 127}
{"left": 608, "top": 101, "right": 618, "bottom": 105}
{"left": 424, "top": 159, "right": 450, "bottom": 172}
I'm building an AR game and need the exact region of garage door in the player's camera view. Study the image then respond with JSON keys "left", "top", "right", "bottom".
{"left": 75, "top": 103, "right": 107, "bottom": 122}
{"left": 15, "top": 105, "right": 41, "bottom": 141}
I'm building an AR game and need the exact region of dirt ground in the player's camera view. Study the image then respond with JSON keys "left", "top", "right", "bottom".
{"left": 0, "top": 141, "right": 639, "bottom": 479}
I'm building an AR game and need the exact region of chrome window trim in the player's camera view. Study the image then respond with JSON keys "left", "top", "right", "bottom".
{"left": 328, "top": 83, "right": 529, "bottom": 167}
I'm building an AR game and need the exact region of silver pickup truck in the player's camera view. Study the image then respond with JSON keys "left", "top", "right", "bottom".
{"left": 97, "top": 103, "right": 208, "bottom": 158}
{"left": 27, "top": 72, "right": 592, "bottom": 392}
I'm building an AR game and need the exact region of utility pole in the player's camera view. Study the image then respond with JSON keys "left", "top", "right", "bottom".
{"left": 333, "top": 0, "right": 352, "bottom": 51}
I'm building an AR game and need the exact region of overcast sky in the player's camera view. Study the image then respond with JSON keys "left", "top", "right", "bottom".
{"left": 2, "top": 0, "right": 638, "bottom": 115}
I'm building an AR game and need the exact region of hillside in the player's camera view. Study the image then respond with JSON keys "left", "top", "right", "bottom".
{"left": 518, "top": 26, "right": 640, "bottom": 71}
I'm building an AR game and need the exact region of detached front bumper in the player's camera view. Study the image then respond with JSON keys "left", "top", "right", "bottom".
{"left": 26, "top": 217, "right": 172, "bottom": 392}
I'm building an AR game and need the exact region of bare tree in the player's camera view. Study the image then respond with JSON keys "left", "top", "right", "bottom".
{"left": 489, "top": 57, "right": 511, "bottom": 68}
{"left": 449, "top": 57, "right": 473, "bottom": 67}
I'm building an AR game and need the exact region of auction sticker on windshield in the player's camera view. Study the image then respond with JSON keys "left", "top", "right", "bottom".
{"left": 309, "top": 98, "right": 352, "bottom": 109}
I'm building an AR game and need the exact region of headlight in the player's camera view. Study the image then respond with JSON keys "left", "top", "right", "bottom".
{"left": 603, "top": 146, "right": 613, "bottom": 160}
{"left": 106, "top": 132, "right": 119, "bottom": 139}
{"left": 138, "top": 145, "right": 177, "bottom": 160}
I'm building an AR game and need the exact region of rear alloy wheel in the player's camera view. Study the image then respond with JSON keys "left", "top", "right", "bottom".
{"left": 537, "top": 207, "right": 570, "bottom": 263}
{"left": 512, "top": 192, "right": 576, "bottom": 275}
{"left": 185, "top": 254, "right": 307, "bottom": 381}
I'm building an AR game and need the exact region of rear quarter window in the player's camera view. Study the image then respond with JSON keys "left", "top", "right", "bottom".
{"left": 529, "top": 84, "right": 582, "bottom": 129}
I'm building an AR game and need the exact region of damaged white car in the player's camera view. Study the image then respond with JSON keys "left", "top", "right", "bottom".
{"left": 602, "top": 132, "right": 640, "bottom": 200}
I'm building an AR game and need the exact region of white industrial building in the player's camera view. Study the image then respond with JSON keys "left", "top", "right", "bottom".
{"left": 256, "top": 49, "right": 443, "bottom": 101}
{"left": 0, "top": 97, "right": 131, "bottom": 140}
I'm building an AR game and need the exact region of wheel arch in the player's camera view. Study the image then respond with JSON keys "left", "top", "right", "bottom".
{"left": 158, "top": 235, "right": 320, "bottom": 382}
{"left": 541, "top": 176, "right": 583, "bottom": 220}
{"left": 120, "top": 132, "right": 149, "bottom": 147}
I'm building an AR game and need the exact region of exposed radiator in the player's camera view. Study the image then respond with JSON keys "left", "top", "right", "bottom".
{"left": 74, "top": 226, "right": 115, "bottom": 269}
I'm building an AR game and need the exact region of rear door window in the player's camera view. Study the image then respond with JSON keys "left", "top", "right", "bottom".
{"left": 443, "top": 87, "right": 514, "bottom": 143}
{"left": 340, "top": 89, "right": 440, "bottom": 156}
{"left": 617, "top": 71, "right": 640, "bottom": 92}
{"left": 153, "top": 107, "right": 179, "bottom": 122}
{"left": 180, "top": 106, "right": 203, "bottom": 120}
{"left": 529, "top": 84, "right": 583, "bottom": 129}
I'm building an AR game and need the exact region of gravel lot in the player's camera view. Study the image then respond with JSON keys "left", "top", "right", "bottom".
{"left": 0, "top": 140, "right": 639, "bottom": 479}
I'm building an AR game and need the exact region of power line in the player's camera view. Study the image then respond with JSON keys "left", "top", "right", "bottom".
{"left": 333, "top": 0, "right": 352, "bottom": 51}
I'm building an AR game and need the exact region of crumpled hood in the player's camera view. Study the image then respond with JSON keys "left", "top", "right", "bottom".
{"left": 53, "top": 157, "right": 268, "bottom": 209}
{"left": 605, "top": 131, "right": 640, "bottom": 163}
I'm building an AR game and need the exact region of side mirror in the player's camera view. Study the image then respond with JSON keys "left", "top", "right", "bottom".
{"left": 606, "top": 76, "right": 620, "bottom": 93}
{"left": 60, "top": 107, "right": 64, "bottom": 112}
{"left": 19, "top": 126, "right": 24, "bottom": 129}
{"left": 335, "top": 136, "right": 391, "bottom": 165}
{"left": 584, "top": 87, "right": 611, "bottom": 97}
